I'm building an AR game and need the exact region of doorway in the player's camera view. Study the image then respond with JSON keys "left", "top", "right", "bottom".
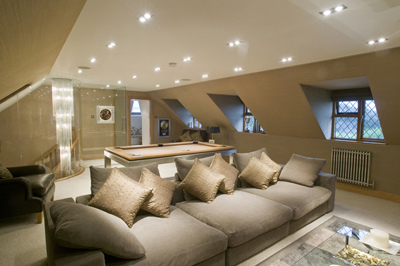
{"left": 130, "top": 99, "right": 151, "bottom": 145}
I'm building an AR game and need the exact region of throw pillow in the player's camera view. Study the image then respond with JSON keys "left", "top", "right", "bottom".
{"left": 174, "top": 156, "right": 214, "bottom": 181}
{"left": 259, "top": 152, "right": 282, "bottom": 184}
{"left": 0, "top": 162, "right": 13, "bottom": 179}
{"left": 279, "top": 154, "right": 326, "bottom": 187}
{"left": 190, "top": 131, "right": 204, "bottom": 142}
{"left": 178, "top": 158, "right": 225, "bottom": 203}
{"left": 139, "top": 168, "right": 176, "bottom": 218}
{"left": 50, "top": 202, "right": 146, "bottom": 259}
{"left": 238, "top": 156, "right": 277, "bottom": 189}
{"left": 232, "top": 147, "right": 268, "bottom": 173}
{"left": 88, "top": 168, "right": 152, "bottom": 228}
{"left": 89, "top": 162, "right": 159, "bottom": 196}
{"left": 210, "top": 153, "right": 239, "bottom": 194}
{"left": 179, "top": 130, "right": 192, "bottom": 142}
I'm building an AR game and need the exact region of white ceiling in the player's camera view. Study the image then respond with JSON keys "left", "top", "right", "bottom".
{"left": 50, "top": 0, "right": 400, "bottom": 91}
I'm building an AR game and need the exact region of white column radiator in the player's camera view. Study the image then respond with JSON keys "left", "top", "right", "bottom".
{"left": 331, "top": 148, "right": 374, "bottom": 188}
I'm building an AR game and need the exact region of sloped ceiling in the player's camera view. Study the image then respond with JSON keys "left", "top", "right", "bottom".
{"left": 0, "top": 0, "right": 86, "bottom": 101}
{"left": 51, "top": 0, "right": 400, "bottom": 91}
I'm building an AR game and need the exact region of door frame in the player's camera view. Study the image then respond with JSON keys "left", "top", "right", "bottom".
{"left": 126, "top": 96, "right": 153, "bottom": 145}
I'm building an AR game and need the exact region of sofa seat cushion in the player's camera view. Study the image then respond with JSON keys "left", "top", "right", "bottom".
{"left": 239, "top": 181, "right": 332, "bottom": 220}
{"left": 127, "top": 206, "right": 228, "bottom": 265}
{"left": 176, "top": 191, "right": 293, "bottom": 247}
{"left": 25, "top": 173, "right": 55, "bottom": 196}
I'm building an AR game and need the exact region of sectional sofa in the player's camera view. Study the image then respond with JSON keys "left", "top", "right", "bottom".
{"left": 44, "top": 148, "right": 336, "bottom": 266}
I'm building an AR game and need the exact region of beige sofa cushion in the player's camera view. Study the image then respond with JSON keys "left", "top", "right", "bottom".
{"left": 139, "top": 168, "right": 176, "bottom": 218}
{"left": 239, "top": 181, "right": 332, "bottom": 220}
{"left": 210, "top": 153, "right": 239, "bottom": 194}
{"left": 232, "top": 148, "right": 268, "bottom": 173}
{"left": 238, "top": 156, "right": 277, "bottom": 189}
{"left": 0, "top": 162, "right": 12, "bottom": 179}
{"left": 89, "top": 168, "right": 152, "bottom": 227}
{"left": 279, "top": 154, "right": 326, "bottom": 187}
{"left": 178, "top": 158, "right": 225, "bottom": 203}
{"left": 50, "top": 201, "right": 146, "bottom": 259}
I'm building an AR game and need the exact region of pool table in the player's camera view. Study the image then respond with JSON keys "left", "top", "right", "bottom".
{"left": 104, "top": 141, "right": 236, "bottom": 168}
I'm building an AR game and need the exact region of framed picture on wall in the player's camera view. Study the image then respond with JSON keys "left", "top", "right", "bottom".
{"left": 97, "top": 106, "right": 115, "bottom": 124}
{"left": 158, "top": 118, "right": 170, "bottom": 138}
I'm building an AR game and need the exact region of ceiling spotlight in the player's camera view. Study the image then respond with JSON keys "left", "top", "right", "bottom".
{"left": 139, "top": 13, "right": 152, "bottom": 23}
{"left": 156, "top": 84, "right": 160, "bottom": 87}
{"left": 77, "top": 69, "right": 83, "bottom": 74}
{"left": 132, "top": 75, "right": 137, "bottom": 79}
{"left": 202, "top": 74, "right": 209, "bottom": 78}
{"left": 106, "top": 85, "right": 110, "bottom": 88}
{"left": 154, "top": 67, "right": 161, "bottom": 72}
{"left": 175, "top": 80, "right": 180, "bottom": 84}
{"left": 118, "top": 80, "right": 122, "bottom": 84}
{"left": 228, "top": 40, "right": 241, "bottom": 47}
{"left": 281, "top": 57, "right": 293, "bottom": 63}
{"left": 107, "top": 42, "right": 116, "bottom": 48}
{"left": 183, "top": 57, "right": 192, "bottom": 62}
{"left": 90, "top": 58, "right": 96, "bottom": 63}
{"left": 234, "top": 67, "right": 243, "bottom": 72}
{"left": 320, "top": 5, "right": 347, "bottom": 16}
{"left": 367, "top": 38, "right": 388, "bottom": 45}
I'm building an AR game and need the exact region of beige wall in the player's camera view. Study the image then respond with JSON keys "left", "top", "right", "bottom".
{"left": 0, "top": 85, "right": 56, "bottom": 167}
{"left": 149, "top": 47, "right": 400, "bottom": 195}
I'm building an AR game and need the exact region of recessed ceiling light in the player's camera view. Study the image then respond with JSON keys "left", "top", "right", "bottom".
{"left": 202, "top": 74, "right": 209, "bottom": 78}
{"left": 90, "top": 58, "right": 96, "bottom": 63}
{"left": 175, "top": 80, "right": 180, "bottom": 84}
{"left": 234, "top": 67, "right": 243, "bottom": 72}
{"left": 106, "top": 85, "right": 110, "bottom": 88}
{"left": 367, "top": 38, "right": 388, "bottom": 45}
{"left": 139, "top": 13, "right": 152, "bottom": 23}
{"left": 132, "top": 75, "right": 137, "bottom": 79}
{"left": 107, "top": 42, "right": 116, "bottom": 48}
{"left": 320, "top": 5, "right": 347, "bottom": 16}
{"left": 77, "top": 69, "right": 83, "bottom": 74}
{"left": 154, "top": 67, "right": 161, "bottom": 72}
{"left": 156, "top": 84, "right": 160, "bottom": 87}
{"left": 281, "top": 57, "right": 293, "bottom": 63}
{"left": 118, "top": 80, "right": 122, "bottom": 84}
{"left": 183, "top": 57, "right": 192, "bottom": 62}
{"left": 228, "top": 40, "right": 241, "bottom": 47}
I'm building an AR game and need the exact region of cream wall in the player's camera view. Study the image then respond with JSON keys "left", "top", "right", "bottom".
{"left": 0, "top": 85, "right": 56, "bottom": 166}
{"left": 148, "top": 47, "right": 400, "bottom": 195}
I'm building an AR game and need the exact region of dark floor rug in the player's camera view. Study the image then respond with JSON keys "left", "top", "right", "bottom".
{"left": 257, "top": 216, "right": 400, "bottom": 266}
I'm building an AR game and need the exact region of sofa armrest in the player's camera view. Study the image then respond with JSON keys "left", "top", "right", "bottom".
{"left": 76, "top": 194, "right": 92, "bottom": 205}
{"left": 8, "top": 165, "right": 47, "bottom": 177}
{"left": 314, "top": 172, "right": 337, "bottom": 212}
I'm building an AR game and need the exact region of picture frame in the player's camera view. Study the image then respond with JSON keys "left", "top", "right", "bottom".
{"left": 97, "top": 106, "right": 115, "bottom": 124}
{"left": 158, "top": 118, "right": 170, "bottom": 138}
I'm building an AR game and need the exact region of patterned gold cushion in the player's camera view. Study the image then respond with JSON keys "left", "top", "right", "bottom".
{"left": 88, "top": 168, "right": 152, "bottom": 228}
{"left": 260, "top": 152, "right": 282, "bottom": 184}
{"left": 179, "top": 130, "right": 193, "bottom": 141}
{"left": 178, "top": 158, "right": 225, "bottom": 203}
{"left": 210, "top": 153, "right": 239, "bottom": 194}
{"left": 190, "top": 130, "right": 204, "bottom": 141}
{"left": 0, "top": 162, "right": 12, "bottom": 179}
{"left": 238, "top": 156, "right": 277, "bottom": 189}
{"left": 139, "top": 168, "right": 176, "bottom": 218}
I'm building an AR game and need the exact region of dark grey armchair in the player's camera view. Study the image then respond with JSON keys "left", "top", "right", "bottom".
{"left": 0, "top": 164, "right": 55, "bottom": 223}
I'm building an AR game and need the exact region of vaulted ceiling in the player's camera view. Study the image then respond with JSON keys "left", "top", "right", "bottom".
{"left": 1, "top": 0, "right": 400, "bottom": 101}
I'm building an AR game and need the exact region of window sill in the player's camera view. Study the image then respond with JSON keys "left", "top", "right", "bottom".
{"left": 329, "top": 139, "right": 386, "bottom": 145}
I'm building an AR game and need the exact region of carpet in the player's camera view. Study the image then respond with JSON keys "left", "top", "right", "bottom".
{"left": 257, "top": 216, "right": 400, "bottom": 266}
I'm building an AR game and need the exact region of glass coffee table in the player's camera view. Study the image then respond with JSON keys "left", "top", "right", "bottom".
{"left": 258, "top": 216, "right": 400, "bottom": 266}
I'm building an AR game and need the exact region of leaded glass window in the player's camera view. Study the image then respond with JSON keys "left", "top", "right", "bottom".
{"left": 332, "top": 99, "right": 384, "bottom": 142}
